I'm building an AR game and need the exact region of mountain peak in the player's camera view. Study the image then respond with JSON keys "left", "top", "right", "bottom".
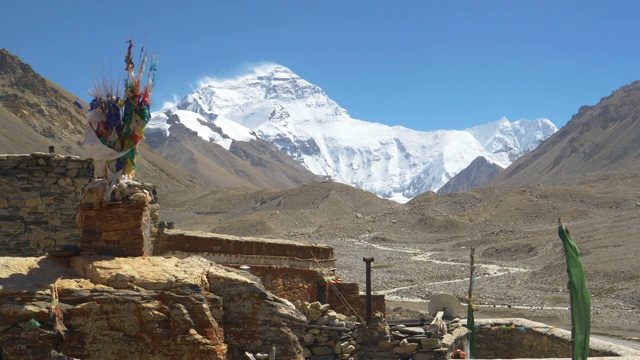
{"left": 251, "top": 63, "right": 297, "bottom": 79}
{"left": 0, "top": 48, "right": 36, "bottom": 76}
{"left": 177, "top": 63, "right": 346, "bottom": 130}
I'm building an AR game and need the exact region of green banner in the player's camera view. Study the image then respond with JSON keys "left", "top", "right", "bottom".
{"left": 558, "top": 223, "right": 591, "bottom": 360}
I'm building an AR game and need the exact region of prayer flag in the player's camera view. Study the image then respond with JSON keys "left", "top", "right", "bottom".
{"left": 558, "top": 220, "right": 590, "bottom": 360}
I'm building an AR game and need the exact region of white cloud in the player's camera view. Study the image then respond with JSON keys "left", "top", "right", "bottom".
{"left": 197, "top": 61, "right": 281, "bottom": 89}
{"left": 158, "top": 94, "right": 181, "bottom": 112}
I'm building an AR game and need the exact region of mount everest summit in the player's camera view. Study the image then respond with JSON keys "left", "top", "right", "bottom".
{"left": 147, "top": 64, "right": 557, "bottom": 202}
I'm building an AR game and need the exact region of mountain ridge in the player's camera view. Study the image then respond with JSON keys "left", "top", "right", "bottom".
{"left": 151, "top": 64, "right": 557, "bottom": 201}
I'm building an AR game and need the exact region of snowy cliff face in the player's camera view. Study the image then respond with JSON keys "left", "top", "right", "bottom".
{"left": 150, "top": 63, "right": 557, "bottom": 202}
{"left": 466, "top": 117, "right": 559, "bottom": 166}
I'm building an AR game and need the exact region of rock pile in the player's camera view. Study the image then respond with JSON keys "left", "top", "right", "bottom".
{"left": 79, "top": 177, "right": 156, "bottom": 206}
{"left": 386, "top": 318, "right": 469, "bottom": 360}
{"left": 295, "top": 301, "right": 362, "bottom": 359}
{"left": 293, "top": 301, "right": 469, "bottom": 360}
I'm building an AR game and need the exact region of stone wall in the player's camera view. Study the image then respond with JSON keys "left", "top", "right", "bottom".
{"left": 249, "top": 265, "right": 321, "bottom": 303}
{"left": 155, "top": 231, "right": 388, "bottom": 321}
{"left": 0, "top": 153, "right": 93, "bottom": 256}
{"left": 296, "top": 303, "right": 471, "bottom": 360}
{"left": 156, "top": 230, "right": 335, "bottom": 261}
{"left": 243, "top": 267, "right": 388, "bottom": 321}
{"left": 472, "top": 318, "right": 640, "bottom": 359}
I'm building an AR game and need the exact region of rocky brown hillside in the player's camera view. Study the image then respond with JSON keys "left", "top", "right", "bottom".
{"left": 437, "top": 156, "right": 502, "bottom": 194}
{"left": 0, "top": 49, "right": 86, "bottom": 155}
{"left": 146, "top": 119, "right": 322, "bottom": 190}
{"left": 487, "top": 80, "right": 640, "bottom": 188}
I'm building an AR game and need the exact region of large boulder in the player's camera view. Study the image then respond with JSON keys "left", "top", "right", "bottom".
{"left": 208, "top": 267, "right": 306, "bottom": 359}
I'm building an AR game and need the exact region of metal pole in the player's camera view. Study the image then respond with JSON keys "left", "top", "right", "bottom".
{"left": 363, "top": 257, "right": 374, "bottom": 324}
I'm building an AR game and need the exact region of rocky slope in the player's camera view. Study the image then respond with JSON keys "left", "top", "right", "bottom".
{"left": 146, "top": 117, "right": 322, "bottom": 190}
{"left": 437, "top": 156, "right": 502, "bottom": 195}
{"left": 0, "top": 49, "right": 86, "bottom": 155}
{"left": 487, "top": 80, "right": 640, "bottom": 188}
{"left": 0, "top": 255, "right": 306, "bottom": 359}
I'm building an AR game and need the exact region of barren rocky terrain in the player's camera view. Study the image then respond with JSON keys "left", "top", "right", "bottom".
{"left": 159, "top": 173, "right": 640, "bottom": 343}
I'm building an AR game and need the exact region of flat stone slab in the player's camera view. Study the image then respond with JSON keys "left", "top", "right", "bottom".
{"left": 399, "top": 326, "right": 426, "bottom": 335}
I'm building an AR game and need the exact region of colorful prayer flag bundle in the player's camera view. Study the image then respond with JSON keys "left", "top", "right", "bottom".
{"left": 85, "top": 39, "right": 156, "bottom": 179}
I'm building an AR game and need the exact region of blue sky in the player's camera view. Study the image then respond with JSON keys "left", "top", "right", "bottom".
{"left": 3, "top": 1, "right": 640, "bottom": 131}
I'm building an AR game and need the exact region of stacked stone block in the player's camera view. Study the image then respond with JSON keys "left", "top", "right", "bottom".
{"left": 78, "top": 179, "right": 157, "bottom": 256}
{"left": 0, "top": 153, "right": 93, "bottom": 256}
{"left": 385, "top": 319, "right": 468, "bottom": 360}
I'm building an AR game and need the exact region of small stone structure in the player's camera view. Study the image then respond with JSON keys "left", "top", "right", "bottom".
{"left": 0, "top": 153, "right": 93, "bottom": 256}
{"left": 156, "top": 230, "right": 387, "bottom": 317}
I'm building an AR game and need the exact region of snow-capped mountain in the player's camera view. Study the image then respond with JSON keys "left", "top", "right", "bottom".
{"left": 149, "top": 63, "right": 557, "bottom": 202}
{"left": 467, "top": 116, "right": 558, "bottom": 165}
